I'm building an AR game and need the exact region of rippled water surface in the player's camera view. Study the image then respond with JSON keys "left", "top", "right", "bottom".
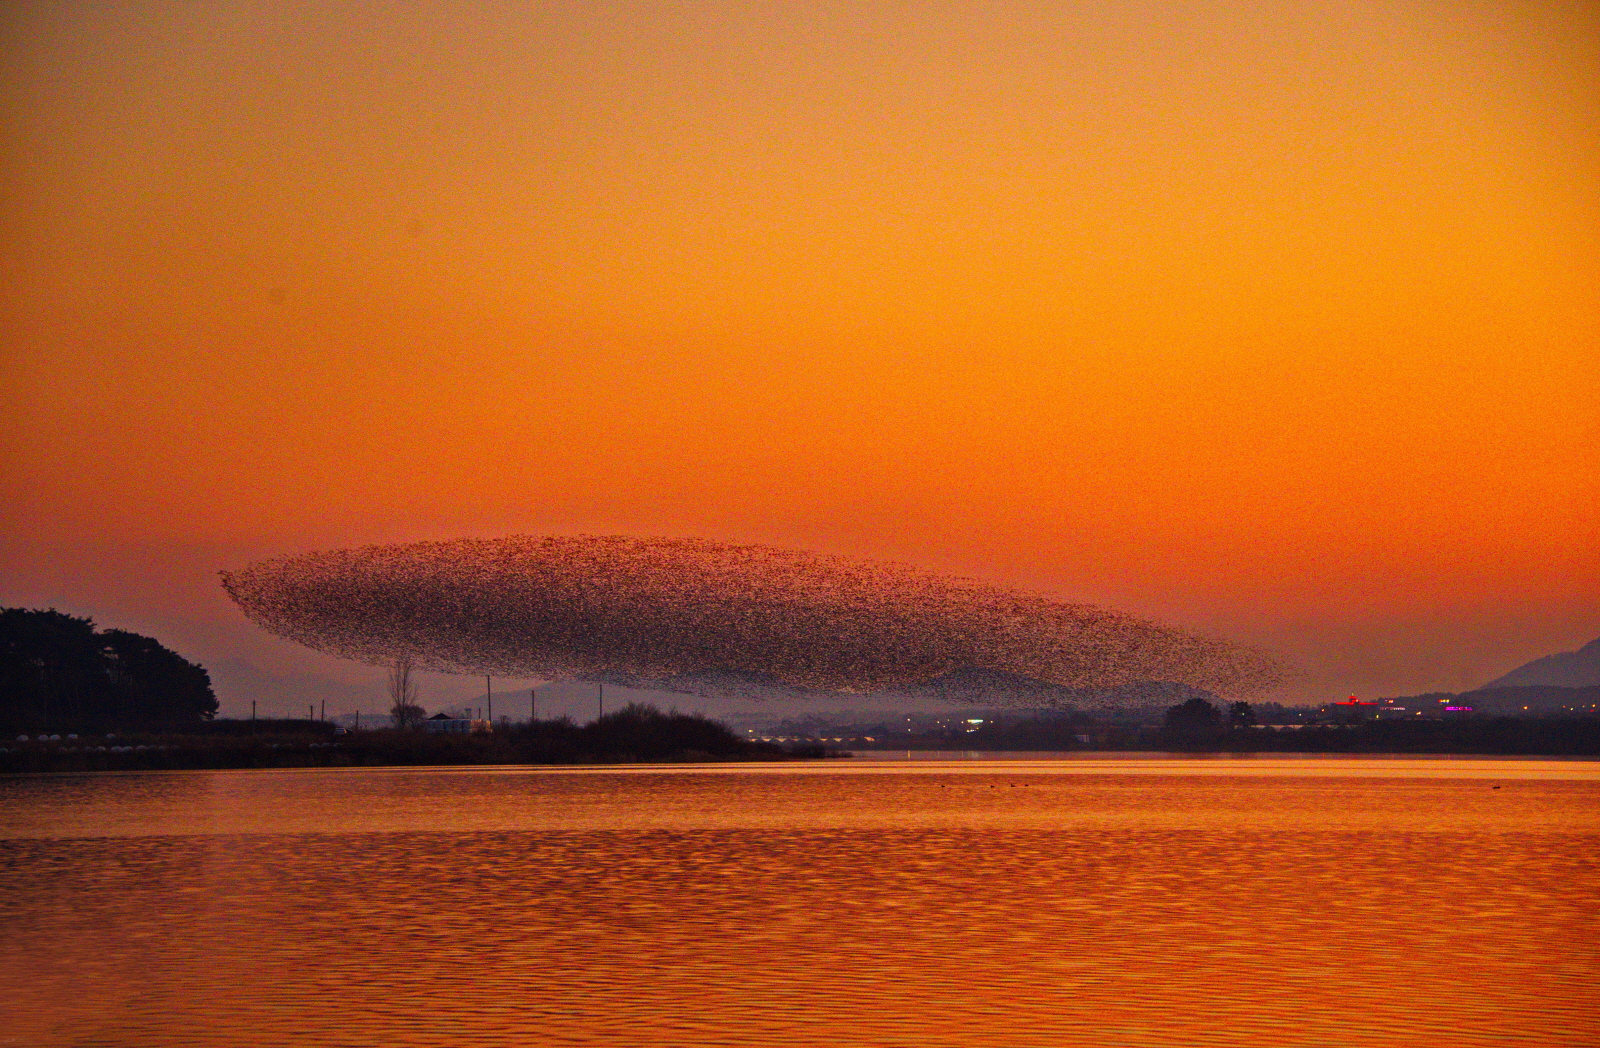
{"left": 3, "top": 759, "right": 1597, "bottom": 1047}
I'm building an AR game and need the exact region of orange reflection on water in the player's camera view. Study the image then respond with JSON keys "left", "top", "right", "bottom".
{"left": 2, "top": 762, "right": 1597, "bottom": 1046}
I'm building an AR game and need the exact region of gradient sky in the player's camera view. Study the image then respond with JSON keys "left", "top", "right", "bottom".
{"left": 2, "top": 0, "right": 1596, "bottom": 710}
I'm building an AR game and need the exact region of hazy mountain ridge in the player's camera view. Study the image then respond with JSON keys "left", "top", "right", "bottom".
{"left": 207, "top": 659, "right": 539, "bottom": 719}
{"left": 206, "top": 658, "right": 385, "bottom": 717}
{"left": 1479, "top": 636, "right": 1600, "bottom": 689}
{"left": 886, "top": 667, "right": 1215, "bottom": 708}
{"left": 631, "top": 664, "right": 1215, "bottom": 710}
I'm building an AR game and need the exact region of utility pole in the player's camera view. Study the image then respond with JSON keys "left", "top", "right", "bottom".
{"left": 486, "top": 675, "right": 492, "bottom": 723}
{"left": 530, "top": 686, "right": 537, "bottom": 722}
{"left": 320, "top": 699, "right": 325, "bottom": 722}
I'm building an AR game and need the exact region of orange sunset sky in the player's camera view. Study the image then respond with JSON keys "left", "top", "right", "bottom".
{"left": 2, "top": 1, "right": 1596, "bottom": 710}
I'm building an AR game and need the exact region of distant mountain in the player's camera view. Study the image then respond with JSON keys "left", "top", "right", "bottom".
{"left": 646, "top": 667, "right": 822, "bottom": 702}
{"left": 890, "top": 667, "right": 1215, "bottom": 709}
{"left": 1479, "top": 636, "right": 1600, "bottom": 689}
{"left": 207, "top": 658, "right": 385, "bottom": 718}
{"left": 636, "top": 663, "right": 1213, "bottom": 709}
{"left": 209, "top": 659, "right": 543, "bottom": 719}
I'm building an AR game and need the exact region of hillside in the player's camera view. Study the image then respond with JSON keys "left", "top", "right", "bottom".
{"left": 1479, "top": 636, "right": 1600, "bottom": 689}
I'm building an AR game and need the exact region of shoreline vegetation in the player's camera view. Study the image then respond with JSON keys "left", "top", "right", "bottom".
{"left": 0, "top": 704, "right": 832, "bottom": 775}
{"left": 7, "top": 708, "right": 1600, "bottom": 775}
{"left": 852, "top": 716, "right": 1600, "bottom": 757}
{"left": 8, "top": 606, "right": 1600, "bottom": 770}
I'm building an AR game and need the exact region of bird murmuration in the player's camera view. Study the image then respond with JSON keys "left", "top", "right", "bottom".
{"left": 220, "top": 535, "right": 1287, "bottom": 704}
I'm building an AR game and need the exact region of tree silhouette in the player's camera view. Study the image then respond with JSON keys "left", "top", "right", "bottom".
{"left": 100, "top": 629, "right": 216, "bottom": 724}
{"left": 1, "top": 608, "right": 216, "bottom": 730}
{"left": 1164, "top": 697, "right": 1221, "bottom": 731}
{"left": 387, "top": 654, "right": 425, "bottom": 728}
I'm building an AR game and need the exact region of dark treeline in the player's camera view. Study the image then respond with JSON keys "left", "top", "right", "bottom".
{"left": 861, "top": 697, "right": 1600, "bottom": 756}
{"left": 513, "top": 703, "right": 793, "bottom": 762}
{"left": 1384, "top": 684, "right": 1600, "bottom": 716}
{"left": 0, "top": 703, "right": 811, "bottom": 773}
{"left": 1150, "top": 715, "right": 1600, "bottom": 756}
{"left": 1, "top": 608, "right": 217, "bottom": 732}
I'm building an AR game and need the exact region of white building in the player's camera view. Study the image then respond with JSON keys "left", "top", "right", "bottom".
{"left": 422, "top": 713, "right": 491, "bottom": 734}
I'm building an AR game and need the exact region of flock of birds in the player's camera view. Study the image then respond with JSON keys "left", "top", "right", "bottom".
{"left": 221, "top": 535, "right": 1287, "bottom": 706}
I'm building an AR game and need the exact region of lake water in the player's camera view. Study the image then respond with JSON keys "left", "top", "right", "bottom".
{"left": 3, "top": 758, "right": 1597, "bottom": 1047}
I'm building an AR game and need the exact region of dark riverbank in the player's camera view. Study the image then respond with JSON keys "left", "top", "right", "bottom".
{"left": 851, "top": 716, "right": 1600, "bottom": 757}
{"left": 0, "top": 704, "right": 827, "bottom": 774}
{"left": 13, "top": 714, "right": 1598, "bottom": 774}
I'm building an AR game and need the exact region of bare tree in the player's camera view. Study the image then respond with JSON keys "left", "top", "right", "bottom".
{"left": 388, "top": 655, "right": 425, "bottom": 728}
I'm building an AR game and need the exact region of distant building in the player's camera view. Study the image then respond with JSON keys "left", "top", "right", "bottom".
{"left": 1316, "top": 696, "right": 1383, "bottom": 722}
{"left": 1317, "top": 695, "right": 1475, "bottom": 722}
{"left": 423, "top": 712, "right": 491, "bottom": 734}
